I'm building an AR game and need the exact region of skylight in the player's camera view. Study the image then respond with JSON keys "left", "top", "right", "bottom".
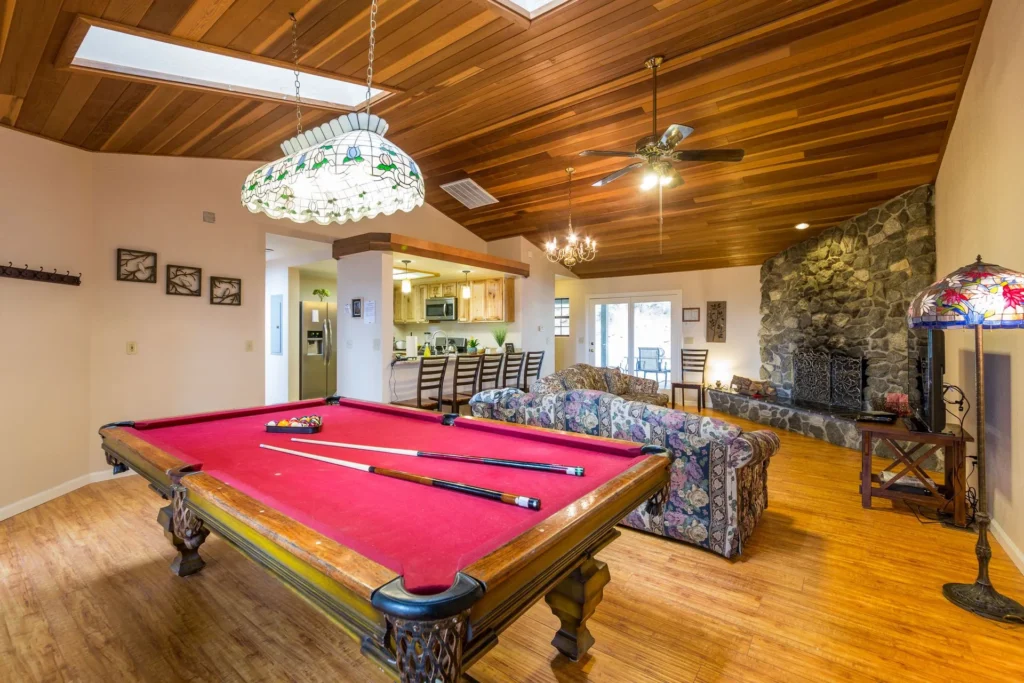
{"left": 70, "top": 24, "right": 382, "bottom": 110}
{"left": 492, "top": 0, "right": 571, "bottom": 19}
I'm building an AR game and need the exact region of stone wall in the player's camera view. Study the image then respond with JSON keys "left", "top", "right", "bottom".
{"left": 759, "top": 185, "right": 936, "bottom": 408}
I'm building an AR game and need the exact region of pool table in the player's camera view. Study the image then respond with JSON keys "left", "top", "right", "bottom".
{"left": 99, "top": 397, "right": 668, "bottom": 682}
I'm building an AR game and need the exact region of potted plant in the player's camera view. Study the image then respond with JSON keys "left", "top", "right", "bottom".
{"left": 491, "top": 325, "right": 507, "bottom": 352}
{"left": 467, "top": 337, "right": 479, "bottom": 354}
{"left": 312, "top": 287, "right": 331, "bottom": 302}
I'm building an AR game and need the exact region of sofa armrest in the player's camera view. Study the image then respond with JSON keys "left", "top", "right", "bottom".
{"left": 623, "top": 373, "right": 660, "bottom": 395}
{"left": 728, "top": 429, "right": 781, "bottom": 469}
{"left": 469, "top": 388, "right": 524, "bottom": 422}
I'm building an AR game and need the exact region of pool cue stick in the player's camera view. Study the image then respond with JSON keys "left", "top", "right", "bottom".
{"left": 259, "top": 444, "right": 541, "bottom": 510}
{"left": 290, "top": 438, "right": 585, "bottom": 476}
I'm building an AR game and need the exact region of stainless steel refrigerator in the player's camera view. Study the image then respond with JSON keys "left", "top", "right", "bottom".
{"left": 299, "top": 301, "right": 338, "bottom": 399}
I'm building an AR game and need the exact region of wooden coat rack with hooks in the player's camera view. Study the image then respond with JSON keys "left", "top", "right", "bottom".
{"left": 2, "top": 262, "right": 82, "bottom": 286}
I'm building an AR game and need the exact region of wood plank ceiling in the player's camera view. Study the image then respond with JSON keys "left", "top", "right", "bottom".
{"left": 0, "top": 0, "right": 989, "bottom": 278}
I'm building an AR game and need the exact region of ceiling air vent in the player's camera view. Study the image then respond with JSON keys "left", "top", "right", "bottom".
{"left": 440, "top": 178, "right": 498, "bottom": 209}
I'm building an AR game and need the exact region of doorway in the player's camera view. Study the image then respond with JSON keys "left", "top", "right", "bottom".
{"left": 587, "top": 293, "right": 681, "bottom": 389}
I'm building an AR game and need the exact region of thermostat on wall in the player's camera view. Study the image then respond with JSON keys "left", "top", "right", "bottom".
{"left": 202, "top": 211, "right": 216, "bottom": 223}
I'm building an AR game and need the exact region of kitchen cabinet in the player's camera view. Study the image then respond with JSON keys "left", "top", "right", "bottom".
{"left": 394, "top": 277, "right": 515, "bottom": 324}
{"left": 394, "top": 288, "right": 405, "bottom": 323}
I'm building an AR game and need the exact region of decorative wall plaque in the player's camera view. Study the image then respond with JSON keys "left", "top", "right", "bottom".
{"left": 210, "top": 276, "right": 241, "bottom": 305}
{"left": 166, "top": 265, "right": 202, "bottom": 296}
{"left": 706, "top": 301, "right": 727, "bottom": 342}
{"left": 682, "top": 307, "right": 700, "bottom": 322}
{"left": 117, "top": 248, "right": 157, "bottom": 283}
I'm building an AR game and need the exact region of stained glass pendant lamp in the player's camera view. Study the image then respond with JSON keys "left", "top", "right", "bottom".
{"left": 907, "top": 256, "right": 1024, "bottom": 623}
{"left": 241, "top": 4, "right": 424, "bottom": 225}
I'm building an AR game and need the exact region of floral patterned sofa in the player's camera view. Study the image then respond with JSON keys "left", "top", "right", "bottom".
{"left": 470, "top": 388, "right": 781, "bottom": 557}
{"left": 530, "top": 363, "right": 669, "bottom": 407}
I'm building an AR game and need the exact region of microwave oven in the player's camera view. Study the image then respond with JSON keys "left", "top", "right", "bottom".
{"left": 425, "top": 297, "right": 457, "bottom": 321}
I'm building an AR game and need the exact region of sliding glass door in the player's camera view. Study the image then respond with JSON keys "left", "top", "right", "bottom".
{"left": 588, "top": 293, "right": 681, "bottom": 389}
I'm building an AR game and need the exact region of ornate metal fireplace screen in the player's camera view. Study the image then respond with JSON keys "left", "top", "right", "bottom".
{"left": 793, "top": 350, "right": 864, "bottom": 411}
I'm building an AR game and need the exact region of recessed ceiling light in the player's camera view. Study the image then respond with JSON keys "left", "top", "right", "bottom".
{"left": 795, "top": 222, "right": 810, "bottom": 230}
{"left": 60, "top": 19, "right": 384, "bottom": 110}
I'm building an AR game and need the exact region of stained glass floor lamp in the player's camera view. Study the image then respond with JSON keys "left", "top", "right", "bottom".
{"left": 908, "top": 256, "right": 1024, "bottom": 623}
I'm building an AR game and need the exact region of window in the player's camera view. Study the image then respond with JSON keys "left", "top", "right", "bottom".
{"left": 554, "top": 297, "right": 570, "bottom": 337}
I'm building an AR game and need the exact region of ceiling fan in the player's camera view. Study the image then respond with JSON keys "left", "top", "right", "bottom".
{"left": 579, "top": 55, "right": 745, "bottom": 189}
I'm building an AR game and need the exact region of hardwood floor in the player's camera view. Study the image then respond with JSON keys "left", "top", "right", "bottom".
{"left": 2, "top": 407, "right": 1022, "bottom": 682}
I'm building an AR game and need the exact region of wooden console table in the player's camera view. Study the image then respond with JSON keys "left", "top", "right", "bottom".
{"left": 857, "top": 421, "right": 973, "bottom": 528}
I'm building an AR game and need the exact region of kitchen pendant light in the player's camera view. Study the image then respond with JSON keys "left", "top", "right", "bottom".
{"left": 241, "top": 4, "right": 424, "bottom": 225}
{"left": 400, "top": 259, "right": 412, "bottom": 294}
{"left": 461, "top": 270, "right": 471, "bottom": 299}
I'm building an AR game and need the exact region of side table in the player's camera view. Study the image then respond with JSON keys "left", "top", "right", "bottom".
{"left": 857, "top": 421, "right": 973, "bottom": 528}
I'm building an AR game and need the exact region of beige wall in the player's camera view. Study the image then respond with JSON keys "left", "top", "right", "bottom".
{"left": 0, "top": 130, "right": 95, "bottom": 514}
{"left": 934, "top": 0, "right": 1024, "bottom": 571}
{"left": 555, "top": 265, "right": 762, "bottom": 386}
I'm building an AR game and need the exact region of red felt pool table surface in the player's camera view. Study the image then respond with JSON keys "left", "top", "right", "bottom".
{"left": 125, "top": 398, "right": 647, "bottom": 593}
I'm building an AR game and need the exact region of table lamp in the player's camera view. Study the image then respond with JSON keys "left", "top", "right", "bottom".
{"left": 907, "top": 255, "right": 1024, "bottom": 622}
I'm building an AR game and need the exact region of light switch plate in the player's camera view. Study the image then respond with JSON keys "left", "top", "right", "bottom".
{"left": 346, "top": 339, "right": 353, "bottom": 349}
{"left": 126, "top": 341, "right": 138, "bottom": 355}
{"left": 684, "top": 337, "right": 694, "bottom": 345}
{"left": 245, "top": 340, "right": 254, "bottom": 352}
{"left": 373, "top": 338, "right": 381, "bottom": 351}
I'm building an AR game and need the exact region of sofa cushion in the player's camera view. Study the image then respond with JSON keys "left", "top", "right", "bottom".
{"left": 603, "top": 367, "right": 631, "bottom": 395}
{"left": 619, "top": 392, "right": 670, "bottom": 407}
{"left": 555, "top": 364, "right": 608, "bottom": 391}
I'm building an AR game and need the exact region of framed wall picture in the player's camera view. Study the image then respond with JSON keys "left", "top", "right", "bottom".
{"left": 351, "top": 298, "right": 363, "bottom": 318}
{"left": 166, "top": 265, "right": 202, "bottom": 296}
{"left": 210, "top": 276, "right": 242, "bottom": 305}
{"left": 117, "top": 248, "right": 157, "bottom": 283}
{"left": 682, "top": 307, "right": 700, "bottom": 322}
{"left": 706, "top": 301, "right": 727, "bottom": 343}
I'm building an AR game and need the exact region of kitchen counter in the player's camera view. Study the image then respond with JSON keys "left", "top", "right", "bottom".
{"left": 389, "top": 352, "right": 496, "bottom": 402}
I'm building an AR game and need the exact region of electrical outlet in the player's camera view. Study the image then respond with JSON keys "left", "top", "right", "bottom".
{"left": 126, "top": 341, "right": 138, "bottom": 355}
{"left": 245, "top": 340, "right": 254, "bottom": 352}
{"left": 684, "top": 336, "right": 695, "bottom": 345}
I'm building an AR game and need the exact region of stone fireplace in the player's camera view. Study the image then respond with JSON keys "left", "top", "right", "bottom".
{"left": 708, "top": 185, "right": 938, "bottom": 455}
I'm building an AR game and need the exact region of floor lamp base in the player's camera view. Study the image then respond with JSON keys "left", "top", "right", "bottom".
{"left": 943, "top": 582, "right": 1024, "bottom": 623}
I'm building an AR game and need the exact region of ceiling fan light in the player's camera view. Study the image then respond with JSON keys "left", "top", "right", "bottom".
{"left": 659, "top": 174, "right": 671, "bottom": 186}
{"left": 640, "top": 172, "right": 659, "bottom": 190}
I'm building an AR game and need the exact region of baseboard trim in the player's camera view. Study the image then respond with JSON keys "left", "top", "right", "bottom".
{"left": 0, "top": 469, "right": 136, "bottom": 522}
{"left": 991, "top": 518, "right": 1024, "bottom": 578}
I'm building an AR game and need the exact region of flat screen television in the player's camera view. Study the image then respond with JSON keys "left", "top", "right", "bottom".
{"left": 912, "top": 329, "right": 946, "bottom": 432}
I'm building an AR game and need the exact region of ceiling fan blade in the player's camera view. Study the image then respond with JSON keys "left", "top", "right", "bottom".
{"left": 659, "top": 124, "right": 694, "bottom": 149}
{"left": 579, "top": 150, "right": 641, "bottom": 158}
{"left": 672, "top": 149, "right": 745, "bottom": 162}
{"left": 592, "top": 162, "right": 644, "bottom": 187}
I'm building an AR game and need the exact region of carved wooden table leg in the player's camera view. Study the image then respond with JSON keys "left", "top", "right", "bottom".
{"left": 157, "top": 482, "right": 209, "bottom": 577}
{"left": 391, "top": 612, "right": 468, "bottom": 682}
{"left": 545, "top": 556, "right": 610, "bottom": 661}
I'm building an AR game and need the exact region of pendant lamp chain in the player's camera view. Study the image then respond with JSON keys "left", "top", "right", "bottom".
{"left": 289, "top": 13, "right": 302, "bottom": 135}
{"left": 365, "top": 0, "right": 378, "bottom": 115}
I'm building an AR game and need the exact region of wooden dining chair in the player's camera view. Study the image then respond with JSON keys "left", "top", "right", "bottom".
{"left": 520, "top": 351, "right": 545, "bottom": 391}
{"left": 671, "top": 349, "right": 709, "bottom": 410}
{"left": 502, "top": 352, "right": 525, "bottom": 388}
{"left": 479, "top": 353, "right": 504, "bottom": 391}
{"left": 437, "top": 354, "right": 482, "bottom": 414}
{"left": 392, "top": 356, "right": 449, "bottom": 411}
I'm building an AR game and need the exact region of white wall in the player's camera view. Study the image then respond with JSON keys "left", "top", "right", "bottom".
{"left": 336, "top": 252, "right": 393, "bottom": 401}
{"left": 934, "top": 0, "right": 1024, "bottom": 572}
{"left": 554, "top": 265, "right": 762, "bottom": 386}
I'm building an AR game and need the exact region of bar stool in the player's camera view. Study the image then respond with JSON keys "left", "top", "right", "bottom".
{"left": 479, "top": 353, "right": 504, "bottom": 391}
{"left": 520, "top": 351, "right": 545, "bottom": 391}
{"left": 438, "top": 354, "right": 482, "bottom": 414}
{"left": 502, "top": 352, "right": 525, "bottom": 388}
{"left": 392, "top": 356, "right": 449, "bottom": 411}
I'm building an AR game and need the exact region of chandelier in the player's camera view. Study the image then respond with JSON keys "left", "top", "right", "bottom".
{"left": 241, "top": 3, "right": 424, "bottom": 225}
{"left": 545, "top": 168, "right": 596, "bottom": 269}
